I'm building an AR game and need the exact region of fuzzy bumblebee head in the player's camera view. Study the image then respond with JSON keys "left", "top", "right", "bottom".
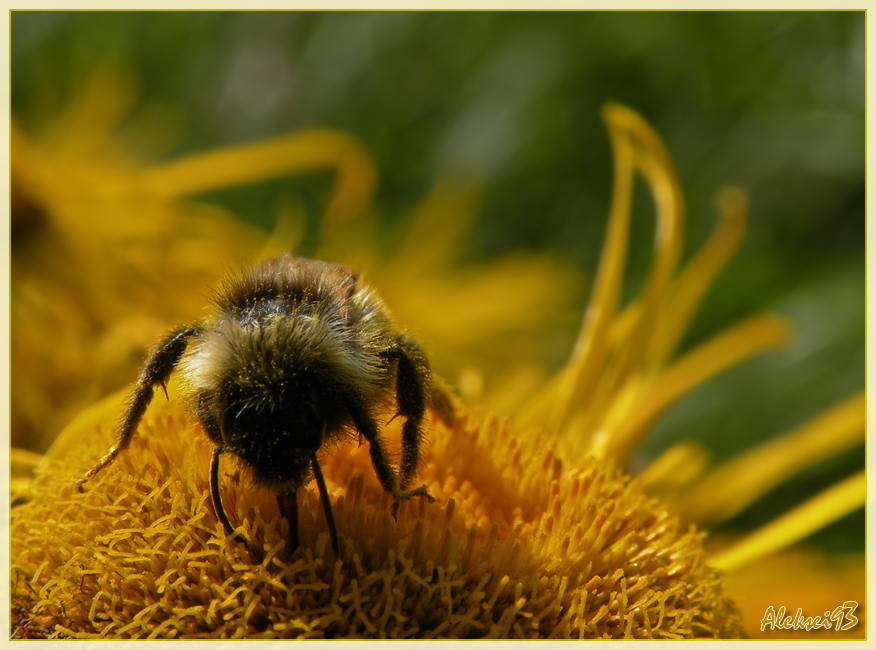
{"left": 176, "top": 256, "right": 397, "bottom": 490}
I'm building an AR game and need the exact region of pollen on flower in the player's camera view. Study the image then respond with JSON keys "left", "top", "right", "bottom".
{"left": 11, "top": 390, "right": 742, "bottom": 639}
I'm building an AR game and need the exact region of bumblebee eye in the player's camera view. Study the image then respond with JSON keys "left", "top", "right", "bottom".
{"left": 219, "top": 409, "right": 232, "bottom": 447}
{"left": 220, "top": 401, "right": 247, "bottom": 447}
{"left": 219, "top": 404, "right": 240, "bottom": 446}
{"left": 295, "top": 402, "right": 324, "bottom": 451}
{"left": 302, "top": 401, "right": 320, "bottom": 427}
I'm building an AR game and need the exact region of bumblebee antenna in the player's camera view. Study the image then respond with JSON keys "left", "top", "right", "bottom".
{"left": 311, "top": 455, "right": 340, "bottom": 556}
{"left": 210, "top": 447, "right": 248, "bottom": 547}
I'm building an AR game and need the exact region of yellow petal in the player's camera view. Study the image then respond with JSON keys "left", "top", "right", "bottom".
{"left": 139, "top": 129, "right": 377, "bottom": 226}
{"left": 539, "top": 104, "right": 637, "bottom": 435}
{"left": 649, "top": 186, "right": 748, "bottom": 366}
{"left": 709, "top": 470, "right": 866, "bottom": 573}
{"left": 527, "top": 103, "right": 687, "bottom": 437}
{"left": 680, "top": 391, "right": 865, "bottom": 526}
{"left": 594, "top": 105, "right": 685, "bottom": 406}
{"left": 10, "top": 448, "right": 43, "bottom": 468}
{"left": 636, "top": 441, "right": 712, "bottom": 494}
{"left": 10, "top": 448, "right": 45, "bottom": 499}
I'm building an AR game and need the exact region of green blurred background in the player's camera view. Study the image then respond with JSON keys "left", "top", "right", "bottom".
{"left": 11, "top": 11, "right": 864, "bottom": 551}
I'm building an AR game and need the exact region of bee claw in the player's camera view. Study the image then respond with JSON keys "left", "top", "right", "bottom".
{"left": 390, "top": 484, "right": 435, "bottom": 519}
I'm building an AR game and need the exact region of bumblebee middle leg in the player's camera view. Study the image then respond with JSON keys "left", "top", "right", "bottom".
{"left": 344, "top": 390, "right": 433, "bottom": 508}
{"left": 387, "top": 336, "right": 432, "bottom": 490}
{"left": 76, "top": 324, "right": 197, "bottom": 492}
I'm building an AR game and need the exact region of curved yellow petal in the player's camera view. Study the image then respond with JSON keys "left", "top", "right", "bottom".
{"left": 597, "top": 313, "right": 791, "bottom": 461}
{"left": 598, "top": 110, "right": 685, "bottom": 398}
{"left": 650, "top": 187, "right": 749, "bottom": 367}
{"left": 680, "top": 391, "right": 865, "bottom": 526}
{"left": 636, "top": 441, "right": 712, "bottom": 494}
{"left": 10, "top": 448, "right": 43, "bottom": 468}
{"left": 543, "top": 104, "right": 636, "bottom": 436}
{"left": 139, "top": 129, "right": 377, "bottom": 226}
{"left": 256, "top": 195, "right": 309, "bottom": 259}
{"left": 538, "top": 103, "right": 687, "bottom": 439}
{"left": 709, "top": 471, "right": 866, "bottom": 573}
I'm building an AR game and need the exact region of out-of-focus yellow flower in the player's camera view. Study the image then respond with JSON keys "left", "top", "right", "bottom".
{"left": 11, "top": 67, "right": 375, "bottom": 452}
{"left": 10, "top": 83, "right": 864, "bottom": 639}
{"left": 12, "top": 66, "right": 581, "bottom": 455}
{"left": 315, "top": 179, "right": 582, "bottom": 416}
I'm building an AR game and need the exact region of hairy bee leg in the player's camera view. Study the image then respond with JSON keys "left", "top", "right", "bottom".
{"left": 76, "top": 324, "right": 198, "bottom": 492}
{"left": 389, "top": 337, "right": 430, "bottom": 490}
{"left": 344, "top": 391, "right": 435, "bottom": 510}
{"left": 310, "top": 456, "right": 340, "bottom": 556}
{"left": 210, "top": 447, "right": 236, "bottom": 536}
{"left": 210, "top": 447, "right": 248, "bottom": 547}
{"left": 429, "top": 375, "right": 458, "bottom": 428}
{"left": 276, "top": 491, "right": 299, "bottom": 553}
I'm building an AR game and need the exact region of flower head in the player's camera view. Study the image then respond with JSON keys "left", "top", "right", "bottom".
{"left": 12, "top": 383, "right": 742, "bottom": 639}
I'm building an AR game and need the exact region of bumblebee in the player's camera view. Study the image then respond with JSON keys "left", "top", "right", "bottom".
{"left": 77, "top": 255, "right": 446, "bottom": 556}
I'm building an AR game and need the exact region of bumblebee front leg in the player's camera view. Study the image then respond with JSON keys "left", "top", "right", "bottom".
{"left": 309, "top": 456, "right": 340, "bottom": 556}
{"left": 76, "top": 324, "right": 197, "bottom": 492}
{"left": 274, "top": 462, "right": 337, "bottom": 556}
{"left": 210, "top": 446, "right": 248, "bottom": 547}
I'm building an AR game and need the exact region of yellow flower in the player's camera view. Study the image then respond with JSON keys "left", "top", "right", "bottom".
{"left": 10, "top": 81, "right": 863, "bottom": 639}
{"left": 13, "top": 381, "right": 744, "bottom": 639}
{"left": 11, "top": 66, "right": 367, "bottom": 452}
